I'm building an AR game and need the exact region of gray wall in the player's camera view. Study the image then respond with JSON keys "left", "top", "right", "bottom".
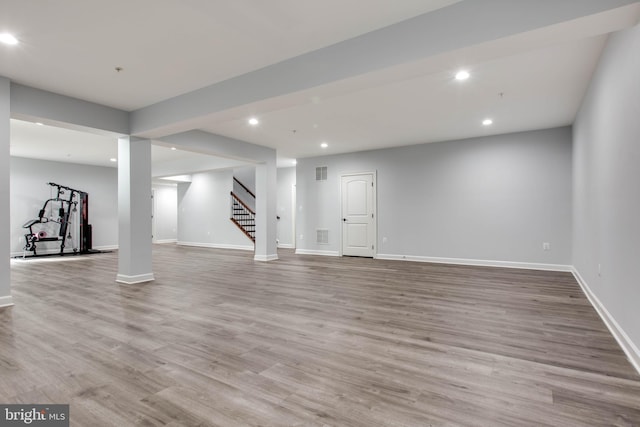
{"left": 173, "top": 166, "right": 296, "bottom": 249}
{"left": 162, "top": 130, "right": 278, "bottom": 260}
{"left": 0, "top": 78, "right": 10, "bottom": 304}
{"left": 233, "top": 165, "right": 256, "bottom": 212}
{"left": 277, "top": 167, "right": 296, "bottom": 248}
{"left": 152, "top": 184, "right": 177, "bottom": 243}
{"left": 233, "top": 166, "right": 256, "bottom": 192}
{"left": 177, "top": 169, "right": 252, "bottom": 249}
{"left": 297, "top": 127, "right": 572, "bottom": 266}
{"left": 573, "top": 23, "right": 640, "bottom": 349}
{"left": 10, "top": 157, "right": 118, "bottom": 255}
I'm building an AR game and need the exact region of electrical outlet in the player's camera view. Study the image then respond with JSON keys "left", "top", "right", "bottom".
{"left": 598, "top": 263, "right": 602, "bottom": 277}
{"left": 299, "top": 234, "right": 304, "bottom": 240}
{"left": 382, "top": 237, "right": 388, "bottom": 243}
{"left": 543, "top": 242, "right": 550, "bottom": 251}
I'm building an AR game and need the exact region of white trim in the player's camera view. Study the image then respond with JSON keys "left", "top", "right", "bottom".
{"left": 277, "top": 243, "right": 295, "bottom": 249}
{"left": 154, "top": 239, "right": 178, "bottom": 244}
{"left": 295, "top": 249, "right": 340, "bottom": 257}
{"left": 152, "top": 188, "right": 156, "bottom": 243}
{"left": 375, "top": 253, "right": 572, "bottom": 272}
{"left": 11, "top": 247, "right": 54, "bottom": 258}
{"left": 11, "top": 248, "right": 77, "bottom": 258}
{"left": 12, "top": 256, "right": 101, "bottom": 264}
{"left": 116, "top": 273, "right": 155, "bottom": 284}
{"left": 94, "top": 245, "right": 118, "bottom": 251}
{"left": 254, "top": 254, "right": 279, "bottom": 262}
{"left": 291, "top": 183, "right": 297, "bottom": 250}
{"left": 0, "top": 296, "right": 14, "bottom": 308}
{"left": 11, "top": 245, "right": 118, "bottom": 258}
{"left": 177, "top": 241, "right": 254, "bottom": 252}
{"left": 12, "top": 249, "right": 46, "bottom": 258}
{"left": 572, "top": 268, "right": 640, "bottom": 375}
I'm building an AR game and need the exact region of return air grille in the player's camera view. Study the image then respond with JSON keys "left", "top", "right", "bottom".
{"left": 316, "top": 229, "right": 329, "bottom": 244}
{"left": 316, "top": 166, "right": 327, "bottom": 181}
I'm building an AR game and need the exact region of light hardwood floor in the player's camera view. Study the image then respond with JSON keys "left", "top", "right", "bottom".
{"left": 1, "top": 244, "right": 639, "bottom": 426}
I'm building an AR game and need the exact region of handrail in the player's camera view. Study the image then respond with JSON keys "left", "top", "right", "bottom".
{"left": 230, "top": 191, "right": 255, "bottom": 215}
{"left": 233, "top": 177, "right": 256, "bottom": 199}
{"left": 230, "top": 218, "right": 255, "bottom": 242}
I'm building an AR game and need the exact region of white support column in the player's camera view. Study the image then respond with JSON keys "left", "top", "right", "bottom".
{"left": 116, "top": 136, "right": 154, "bottom": 284}
{"left": 0, "top": 78, "right": 13, "bottom": 307}
{"left": 254, "top": 155, "right": 278, "bottom": 261}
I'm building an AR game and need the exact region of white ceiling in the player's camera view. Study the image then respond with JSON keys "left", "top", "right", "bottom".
{"left": 9, "top": 119, "right": 244, "bottom": 175}
{"left": 203, "top": 34, "right": 608, "bottom": 159}
{"left": 10, "top": 119, "right": 118, "bottom": 167}
{"left": 0, "top": 0, "right": 459, "bottom": 110}
{"left": 2, "top": 1, "right": 640, "bottom": 169}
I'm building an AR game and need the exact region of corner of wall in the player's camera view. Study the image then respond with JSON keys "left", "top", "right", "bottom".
{"left": 572, "top": 267, "right": 640, "bottom": 374}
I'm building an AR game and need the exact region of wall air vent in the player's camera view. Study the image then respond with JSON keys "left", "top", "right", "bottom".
{"left": 316, "top": 166, "right": 328, "bottom": 181}
{"left": 316, "top": 229, "right": 329, "bottom": 244}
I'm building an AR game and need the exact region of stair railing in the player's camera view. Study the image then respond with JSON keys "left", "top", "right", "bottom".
{"left": 233, "top": 177, "right": 255, "bottom": 199}
{"left": 230, "top": 191, "right": 256, "bottom": 242}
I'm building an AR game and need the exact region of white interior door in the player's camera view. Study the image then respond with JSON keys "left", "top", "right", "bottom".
{"left": 341, "top": 173, "right": 376, "bottom": 257}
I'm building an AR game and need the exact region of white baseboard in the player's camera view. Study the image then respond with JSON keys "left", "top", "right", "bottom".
{"left": 254, "top": 254, "right": 279, "bottom": 262}
{"left": 11, "top": 248, "right": 79, "bottom": 258}
{"left": 376, "top": 253, "right": 572, "bottom": 272}
{"left": 153, "top": 239, "right": 177, "bottom": 244}
{"left": 572, "top": 268, "right": 640, "bottom": 375}
{"left": 295, "top": 249, "right": 340, "bottom": 257}
{"left": 94, "top": 245, "right": 118, "bottom": 251}
{"left": 0, "top": 295, "right": 14, "bottom": 308}
{"left": 11, "top": 245, "right": 118, "bottom": 259}
{"left": 11, "top": 246, "right": 118, "bottom": 262}
{"left": 277, "top": 243, "right": 295, "bottom": 249}
{"left": 177, "top": 241, "right": 254, "bottom": 252}
{"left": 116, "top": 273, "right": 155, "bottom": 284}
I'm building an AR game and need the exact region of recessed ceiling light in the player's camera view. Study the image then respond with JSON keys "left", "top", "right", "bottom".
{"left": 455, "top": 70, "right": 470, "bottom": 81}
{"left": 171, "top": 147, "right": 177, "bottom": 151}
{"left": 320, "top": 142, "right": 328, "bottom": 148}
{"left": 35, "top": 122, "right": 43, "bottom": 126}
{"left": 248, "top": 117, "right": 259, "bottom": 126}
{"left": 0, "top": 33, "right": 19, "bottom": 45}
{"left": 110, "top": 158, "right": 117, "bottom": 162}
{"left": 482, "top": 119, "right": 493, "bottom": 126}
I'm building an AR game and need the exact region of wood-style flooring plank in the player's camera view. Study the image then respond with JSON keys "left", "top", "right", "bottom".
{"left": 1, "top": 244, "right": 639, "bottom": 426}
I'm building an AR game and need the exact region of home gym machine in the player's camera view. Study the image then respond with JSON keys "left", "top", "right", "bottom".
{"left": 22, "top": 182, "right": 93, "bottom": 257}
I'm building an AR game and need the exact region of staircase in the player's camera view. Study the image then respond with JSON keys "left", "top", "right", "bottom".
{"left": 230, "top": 178, "right": 256, "bottom": 242}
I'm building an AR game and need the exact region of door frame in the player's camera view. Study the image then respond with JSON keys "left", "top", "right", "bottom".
{"left": 339, "top": 171, "right": 377, "bottom": 258}
{"left": 291, "top": 183, "right": 297, "bottom": 249}
{"left": 151, "top": 188, "right": 156, "bottom": 243}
